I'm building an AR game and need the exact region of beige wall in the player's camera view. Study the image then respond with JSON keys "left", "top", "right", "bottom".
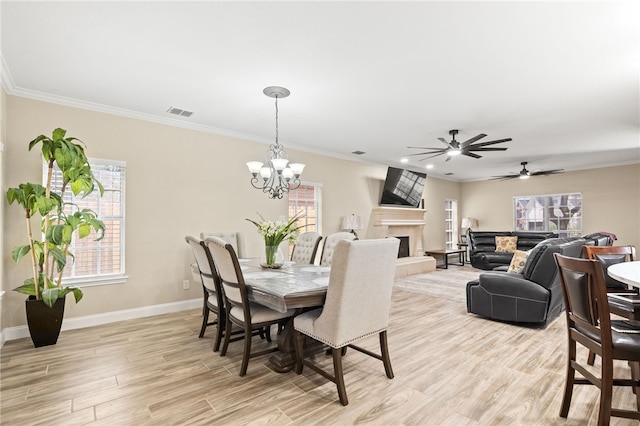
{"left": 2, "top": 95, "right": 388, "bottom": 328}
{"left": 2, "top": 92, "right": 639, "bottom": 332}
{"left": 461, "top": 164, "right": 640, "bottom": 247}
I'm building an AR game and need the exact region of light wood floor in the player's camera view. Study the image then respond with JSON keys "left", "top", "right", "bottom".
{"left": 2, "top": 269, "right": 639, "bottom": 425}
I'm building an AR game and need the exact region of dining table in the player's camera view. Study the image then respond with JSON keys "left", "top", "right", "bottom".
{"left": 607, "top": 261, "right": 640, "bottom": 321}
{"left": 240, "top": 258, "right": 331, "bottom": 372}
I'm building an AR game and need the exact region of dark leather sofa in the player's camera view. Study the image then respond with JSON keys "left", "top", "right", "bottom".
{"left": 466, "top": 237, "right": 588, "bottom": 326}
{"left": 467, "top": 230, "right": 558, "bottom": 270}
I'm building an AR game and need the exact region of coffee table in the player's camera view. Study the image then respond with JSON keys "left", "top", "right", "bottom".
{"left": 424, "top": 249, "right": 465, "bottom": 269}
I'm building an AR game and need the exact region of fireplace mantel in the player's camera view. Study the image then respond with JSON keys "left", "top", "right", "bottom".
{"left": 371, "top": 207, "right": 426, "bottom": 256}
{"left": 370, "top": 207, "right": 436, "bottom": 277}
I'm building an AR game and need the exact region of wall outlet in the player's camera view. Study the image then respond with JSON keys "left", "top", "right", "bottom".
{"left": 182, "top": 280, "right": 190, "bottom": 290}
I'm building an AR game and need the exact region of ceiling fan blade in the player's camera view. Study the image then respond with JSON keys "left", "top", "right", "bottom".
{"left": 461, "top": 133, "right": 487, "bottom": 148}
{"left": 416, "top": 152, "right": 447, "bottom": 161}
{"left": 490, "top": 175, "right": 518, "bottom": 180}
{"left": 405, "top": 150, "right": 445, "bottom": 157}
{"left": 469, "top": 138, "right": 512, "bottom": 148}
{"left": 406, "top": 146, "right": 444, "bottom": 150}
{"left": 466, "top": 147, "right": 509, "bottom": 152}
{"left": 531, "top": 169, "right": 564, "bottom": 176}
{"left": 437, "top": 137, "right": 451, "bottom": 147}
{"left": 463, "top": 152, "right": 482, "bottom": 159}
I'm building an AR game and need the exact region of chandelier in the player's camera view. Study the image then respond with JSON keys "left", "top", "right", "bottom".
{"left": 247, "top": 86, "right": 305, "bottom": 199}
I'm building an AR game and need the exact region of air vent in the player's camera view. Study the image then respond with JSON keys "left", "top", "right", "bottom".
{"left": 445, "top": 172, "right": 454, "bottom": 176}
{"left": 166, "top": 107, "right": 194, "bottom": 117}
{"left": 351, "top": 150, "right": 366, "bottom": 155}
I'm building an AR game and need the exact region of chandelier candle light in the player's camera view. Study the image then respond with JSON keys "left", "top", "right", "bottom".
{"left": 247, "top": 86, "right": 305, "bottom": 199}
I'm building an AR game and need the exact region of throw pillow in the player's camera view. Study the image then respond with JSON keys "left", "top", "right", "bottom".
{"left": 507, "top": 249, "right": 531, "bottom": 273}
{"left": 495, "top": 236, "right": 518, "bottom": 253}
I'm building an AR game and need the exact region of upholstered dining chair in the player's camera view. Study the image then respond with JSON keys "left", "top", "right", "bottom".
{"left": 185, "top": 235, "right": 225, "bottom": 351}
{"left": 293, "top": 238, "right": 400, "bottom": 405}
{"left": 200, "top": 231, "right": 246, "bottom": 259}
{"left": 291, "top": 232, "right": 322, "bottom": 264}
{"left": 204, "top": 236, "right": 296, "bottom": 376}
{"left": 554, "top": 253, "right": 640, "bottom": 425}
{"left": 319, "top": 231, "right": 357, "bottom": 266}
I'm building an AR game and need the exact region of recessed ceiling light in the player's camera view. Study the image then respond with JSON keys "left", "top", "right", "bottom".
{"left": 425, "top": 164, "right": 434, "bottom": 169}
{"left": 400, "top": 158, "right": 408, "bottom": 163}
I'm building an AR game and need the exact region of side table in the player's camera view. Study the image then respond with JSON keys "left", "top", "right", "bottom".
{"left": 424, "top": 249, "right": 465, "bottom": 269}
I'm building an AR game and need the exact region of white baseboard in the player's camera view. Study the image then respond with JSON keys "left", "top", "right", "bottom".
{"left": 1, "top": 298, "right": 201, "bottom": 344}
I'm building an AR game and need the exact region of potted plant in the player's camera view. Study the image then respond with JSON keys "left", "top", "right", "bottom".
{"left": 6, "top": 128, "right": 105, "bottom": 347}
{"left": 246, "top": 212, "right": 304, "bottom": 269}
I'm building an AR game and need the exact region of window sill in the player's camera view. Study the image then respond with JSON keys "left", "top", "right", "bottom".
{"left": 63, "top": 275, "right": 129, "bottom": 288}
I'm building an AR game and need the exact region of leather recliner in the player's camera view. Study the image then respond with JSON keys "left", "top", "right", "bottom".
{"left": 466, "top": 237, "right": 588, "bottom": 326}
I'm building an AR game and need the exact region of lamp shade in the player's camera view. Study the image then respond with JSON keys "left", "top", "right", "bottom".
{"left": 461, "top": 217, "right": 478, "bottom": 229}
{"left": 342, "top": 214, "right": 363, "bottom": 230}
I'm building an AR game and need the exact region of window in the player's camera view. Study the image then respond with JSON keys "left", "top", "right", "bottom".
{"left": 514, "top": 193, "right": 582, "bottom": 238}
{"left": 445, "top": 199, "right": 458, "bottom": 249}
{"left": 288, "top": 183, "right": 322, "bottom": 256}
{"left": 46, "top": 158, "right": 126, "bottom": 286}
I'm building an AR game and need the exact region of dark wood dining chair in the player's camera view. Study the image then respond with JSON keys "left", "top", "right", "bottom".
{"left": 293, "top": 238, "right": 400, "bottom": 405}
{"left": 554, "top": 253, "right": 640, "bottom": 425}
{"left": 185, "top": 235, "right": 226, "bottom": 351}
{"left": 584, "top": 245, "right": 637, "bottom": 292}
{"left": 583, "top": 245, "right": 638, "bottom": 365}
{"left": 204, "top": 236, "right": 295, "bottom": 376}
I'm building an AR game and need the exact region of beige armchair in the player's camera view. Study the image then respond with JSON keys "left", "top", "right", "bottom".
{"left": 319, "top": 231, "right": 357, "bottom": 266}
{"left": 293, "top": 238, "right": 400, "bottom": 405}
{"left": 291, "top": 232, "right": 322, "bottom": 264}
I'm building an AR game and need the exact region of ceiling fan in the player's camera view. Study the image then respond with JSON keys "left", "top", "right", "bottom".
{"left": 406, "top": 129, "right": 511, "bottom": 162}
{"left": 491, "top": 162, "right": 565, "bottom": 180}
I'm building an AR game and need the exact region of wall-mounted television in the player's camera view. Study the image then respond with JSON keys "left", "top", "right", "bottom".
{"left": 380, "top": 166, "right": 427, "bottom": 208}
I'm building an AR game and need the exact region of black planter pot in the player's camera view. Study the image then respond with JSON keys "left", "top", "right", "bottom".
{"left": 25, "top": 296, "right": 66, "bottom": 347}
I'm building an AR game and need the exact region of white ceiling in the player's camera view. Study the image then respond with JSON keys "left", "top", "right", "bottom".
{"left": 1, "top": 1, "right": 639, "bottom": 181}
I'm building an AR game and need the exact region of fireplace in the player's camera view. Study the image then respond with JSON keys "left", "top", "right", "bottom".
{"left": 371, "top": 207, "right": 436, "bottom": 277}
{"left": 397, "top": 236, "right": 410, "bottom": 258}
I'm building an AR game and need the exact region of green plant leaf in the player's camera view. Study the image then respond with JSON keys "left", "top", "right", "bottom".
{"left": 52, "top": 128, "right": 67, "bottom": 141}
{"left": 13, "top": 280, "right": 37, "bottom": 296}
{"left": 71, "top": 288, "right": 83, "bottom": 303}
{"left": 48, "top": 247, "right": 67, "bottom": 272}
{"left": 42, "top": 288, "right": 60, "bottom": 308}
{"left": 11, "top": 245, "right": 31, "bottom": 263}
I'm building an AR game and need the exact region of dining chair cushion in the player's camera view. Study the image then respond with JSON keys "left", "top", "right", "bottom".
{"left": 575, "top": 323, "right": 640, "bottom": 355}
{"left": 229, "top": 303, "right": 294, "bottom": 324}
